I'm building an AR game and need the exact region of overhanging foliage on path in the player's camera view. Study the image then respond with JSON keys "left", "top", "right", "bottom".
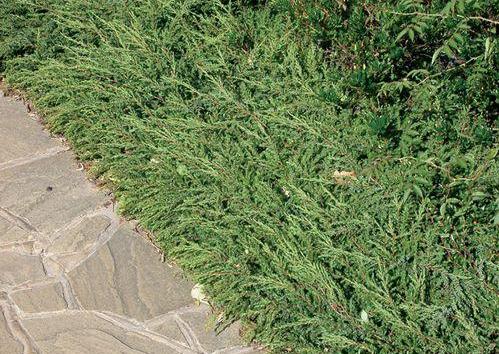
{"left": 1, "top": 0, "right": 497, "bottom": 352}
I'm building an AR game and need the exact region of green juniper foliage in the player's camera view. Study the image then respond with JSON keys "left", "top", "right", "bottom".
{"left": 0, "top": 0, "right": 497, "bottom": 352}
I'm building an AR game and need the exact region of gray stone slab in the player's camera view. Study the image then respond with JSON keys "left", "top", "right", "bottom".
{"left": 148, "top": 314, "right": 191, "bottom": 348}
{"left": 21, "top": 312, "right": 194, "bottom": 354}
{"left": 148, "top": 304, "right": 247, "bottom": 353}
{"left": 10, "top": 282, "right": 67, "bottom": 313}
{"left": 0, "top": 152, "right": 108, "bottom": 234}
{"left": 50, "top": 214, "right": 111, "bottom": 251}
{"left": 0, "top": 252, "right": 46, "bottom": 286}
{"left": 0, "top": 309, "right": 23, "bottom": 354}
{"left": 48, "top": 214, "right": 112, "bottom": 270}
{"left": 0, "top": 215, "right": 31, "bottom": 245}
{"left": 148, "top": 313, "right": 195, "bottom": 347}
{"left": 178, "top": 305, "right": 242, "bottom": 353}
{"left": 68, "top": 226, "right": 193, "bottom": 321}
{"left": 0, "top": 96, "right": 57, "bottom": 164}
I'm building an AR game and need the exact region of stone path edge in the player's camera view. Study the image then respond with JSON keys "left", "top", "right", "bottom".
{"left": 0, "top": 81, "right": 264, "bottom": 354}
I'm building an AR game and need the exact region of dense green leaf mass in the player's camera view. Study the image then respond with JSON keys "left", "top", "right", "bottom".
{"left": 1, "top": 0, "right": 497, "bottom": 352}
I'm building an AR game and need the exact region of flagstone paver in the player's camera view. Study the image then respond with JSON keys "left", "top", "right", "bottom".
{"left": 10, "top": 282, "right": 68, "bottom": 313}
{"left": 0, "top": 91, "right": 261, "bottom": 353}
{"left": 0, "top": 309, "right": 23, "bottom": 354}
{"left": 0, "top": 253, "right": 46, "bottom": 287}
{"left": 67, "top": 225, "right": 193, "bottom": 321}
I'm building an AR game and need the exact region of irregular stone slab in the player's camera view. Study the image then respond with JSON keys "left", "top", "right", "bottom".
{"left": 0, "top": 96, "right": 57, "bottom": 164}
{"left": 178, "top": 305, "right": 243, "bottom": 353}
{"left": 147, "top": 314, "right": 191, "bottom": 348}
{"left": 48, "top": 214, "right": 113, "bottom": 270}
{"left": 68, "top": 226, "right": 193, "bottom": 321}
{"left": 10, "top": 282, "right": 67, "bottom": 313}
{"left": 0, "top": 240, "right": 35, "bottom": 254}
{"left": 21, "top": 311, "right": 194, "bottom": 354}
{"left": 0, "top": 152, "right": 108, "bottom": 234}
{"left": 50, "top": 214, "right": 111, "bottom": 251}
{"left": 0, "top": 309, "right": 23, "bottom": 354}
{"left": 149, "top": 305, "right": 253, "bottom": 353}
{"left": 0, "top": 215, "right": 31, "bottom": 245}
{"left": 0, "top": 252, "right": 46, "bottom": 286}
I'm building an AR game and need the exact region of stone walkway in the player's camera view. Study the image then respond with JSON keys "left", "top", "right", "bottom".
{"left": 0, "top": 91, "right": 259, "bottom": 354}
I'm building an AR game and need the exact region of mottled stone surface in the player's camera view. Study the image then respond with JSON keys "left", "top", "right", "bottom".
{"left": 47, "top": 213, "right": 114, "bottom": 270}
{"left": 0, "top": 215, "right": 31, "bottom": 245}
{"left": 147, "top": 314, "right": 191, "bottom": 347}
{"left": 0, "top": 93, "right": 261, "bottom": 353}
{"left": 0, "top": 252, "right": 46, "bottom": 286}
{"left": 0, "top": 310, "right": 23, "bottom": 354}
{"left": 149, "top": 304, "right": 245, "bottom": 353}
{"left": 10, "top": 282, "right": 67, "bottom": 313}
{"left": 0, "top": 93, "right": 56, "bottom": 164}
{"left": 0, "top": 152, "right": 108, "bottom": 234}
{"left": 68, "top": 226, "right": 193, "bottom": 321}
{"left": 179, "top": 305, "right": 243, "bottom": 352}
{"left": 22, "top": 312, "right": 193, "bottom": 354}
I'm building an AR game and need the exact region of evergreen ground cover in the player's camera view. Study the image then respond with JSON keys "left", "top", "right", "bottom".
{"left": 1, "top": 0, "right": 497, "bottom": 352}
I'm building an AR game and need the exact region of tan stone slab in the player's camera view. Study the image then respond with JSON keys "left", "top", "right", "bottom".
{"left": 178, "top": 305, "right": 242, "bottom": 353}
{"left": 0, "top": 252, "right": 46, "bottom": 286}
{"left": 10, "top": 282, "right": 67, "bottom": 313}
{"left": 0, "top": 309, "right": 23, "bottom": 354}
{"left": 50, "top": 214, "right": 111, "bottom": 251}
{"left": 0, "top": 240, "right": 35, "bottom": 254}
{"left": 0, "top": 95, "right": 57, "bottom": 164}
{"left": 0, "top": 215, "right": 31, "bottom": 245}
{"left": 149, "top": 305, "right": 255, "bottom": 354}
{"left": 0, "top": 152, "right": 108, "bottom": 234}
{"left": 68, "top": 226, "right": 193, "bottom": 321}
{"left": 21, "top": 311, "right": 194, "bottom": 354}
{"left": 48, "top": 214, "right": 113, "bottom": 270}
{"left": 147, "top": 314, "right": 191, "bottom": 348}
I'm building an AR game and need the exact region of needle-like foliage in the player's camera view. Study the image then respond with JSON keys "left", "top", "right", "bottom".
{"left": 1, "top": 0, "right": 497, "bottom": 352}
